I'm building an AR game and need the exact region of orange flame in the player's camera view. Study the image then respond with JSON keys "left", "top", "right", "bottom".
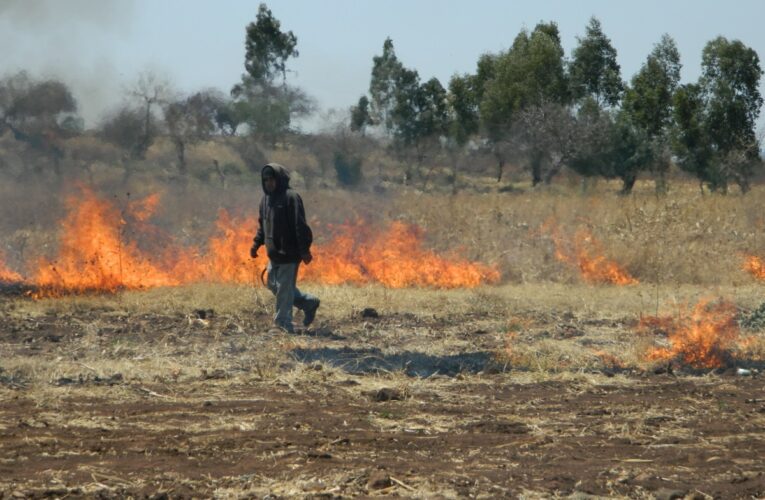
{"left": 640, "top": 300, "right": 739, "bottom": 369}
{"left": 743, "top": 255, "right": 765, "bottom": 280}
{"left": 0, "top": 251, "right": 23, "bottom": 283}
{"left": 27, "top": 187, "right": 499, "bottom": 296}
{"left": 591, "top": 349, "right": 625, "bottom": 370}
{"left": 33, "top": 189, "right": 180, "bottom": 296}
{"left": 304, "top": 221, "right": 500, "bottom": 288}
{"left": 543, "top": 220, "right": 637, "bottom": 285}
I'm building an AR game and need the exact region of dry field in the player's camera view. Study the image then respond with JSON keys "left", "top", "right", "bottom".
{"left": 2, "top": 179, "right": 765, "bottom": 498}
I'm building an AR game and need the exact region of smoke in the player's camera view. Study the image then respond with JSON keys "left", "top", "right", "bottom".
{"left": 0, "top": 0, "right": 136, "bottom": 125}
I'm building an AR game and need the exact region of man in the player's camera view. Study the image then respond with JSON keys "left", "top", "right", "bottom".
{"left": 250, "top": 163, "right": 320, "bottom": 333}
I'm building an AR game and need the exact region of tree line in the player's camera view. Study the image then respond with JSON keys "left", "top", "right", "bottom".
{"left": 0, "top": 5, "right": 762, "bottom": 194}
{"left": 352, "top": 18, "right": 763, "bottom": 194}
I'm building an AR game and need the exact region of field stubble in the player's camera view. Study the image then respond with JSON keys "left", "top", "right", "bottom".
{"left": 2, "top": 181, "right": 765, "bottom": 497}
{"left": 1, "top": 281, "right": 765, "bottom": 498}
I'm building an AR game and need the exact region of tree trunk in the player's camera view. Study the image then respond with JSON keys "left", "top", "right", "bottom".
{"left": 213, "top": 159, "right": 226, "bottom": 189}
{"left": 620, "top": 173, "right": 636, "bottom": 195}
{"left": 531, "top": 159, "right": 542, "bottom": 187}
{"left": 451, "top": 154, "right": 460, "bottom": 195}
{"left": 174, "top": 139, "right": 186, "bottom": 177}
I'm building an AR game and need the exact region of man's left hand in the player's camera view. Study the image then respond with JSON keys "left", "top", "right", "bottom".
{"left": 301, "top": 252, "right": 313, "bottom": 264}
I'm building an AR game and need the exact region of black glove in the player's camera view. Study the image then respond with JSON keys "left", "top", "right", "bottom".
{"left": 250, "top": 243, "right": 261, "bottom": 259}
{"left": 301, "top": 251, "right": 313, "bottom": 264}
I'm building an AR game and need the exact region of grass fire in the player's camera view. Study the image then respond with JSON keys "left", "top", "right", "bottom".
{"left": 4, "top": 187, "right": 500, "bottom": 297}
{"left": 3, "top": 3, "right": 765, "bottom": 496}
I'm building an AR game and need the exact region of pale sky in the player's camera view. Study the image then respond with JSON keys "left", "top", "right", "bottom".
{"left": 1, "top": 0, "right": 763, "bottom": 130}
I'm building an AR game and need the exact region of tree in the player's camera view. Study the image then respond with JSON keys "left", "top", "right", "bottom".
{"left": 243, "top": 3, "right": 298, "bottom": 85}
{"left": 447, "top": 74, "right": 480, "bottom": 147}
{"left": 233, "top": 4, "right": 312, "bottom": 146}
{"left": 569, "top": 17, "right": 623, "bottom": 107}
{"left": 480, "top": 22, "right": 569, "bottom": 183}
{"left": 231, "top": 77, "right": 314, "bottom": 146}
{"left": 672, "top": 83, "right": 715, "bottom": 190}
{"left": 213, "top": 97, "right": 249, "bottom": 136}
{"left": 621, "top": 34, "right": 682, "bottom": 192}
{"left": 440, "top": 74, "right": 481, "bottom": 191}
{"left": 389, "top": 71, "right": 449, "bottom": 183}
{"left": 100, "top": 107, "right": 153, "bottom": 158}
{"left": 350, "top": 95, "right": 372, "bottom": 135}
{"left": 568, "top": 101, "right": 651, "bottom": 194}
{"left": 99, "top": 105, "right": 152, "bottom": 183}
{"left": 0, "top": 72, "right": 78, "bottom": 177}
{"left": 672, "top": 37, "right": 763, "bottom": 193}
{"left": 511, "top": 101, "right": 576, "bottom": 186}
{"left": 369, "top": 38, "right": 405, "bottom": 134}
{"left": 130, "top": 71, "right": 170, "bottom": 160}
{"left": 164, "top": 91, "right": 221, "bottom": 177}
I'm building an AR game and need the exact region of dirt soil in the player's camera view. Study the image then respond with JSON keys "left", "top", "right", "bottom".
{"left": 1, "top": 296, "right": 765, "bottom": 498}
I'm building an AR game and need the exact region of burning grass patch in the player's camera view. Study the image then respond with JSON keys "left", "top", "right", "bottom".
{"left": 637, "top": 299, "right": 754, "bottom": 370}
{"left": 13, "top": 187, "right": 499, "bottom": 298}
{"left": 541, "top": 219, "right": 638, "bottom": 286}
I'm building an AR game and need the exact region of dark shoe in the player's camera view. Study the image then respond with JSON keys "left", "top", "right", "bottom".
{"left": 273, "top": 321, "right": 295, "bottom": 334}
{"left": 303, "top": 298, "right": 320, "bottom": 326}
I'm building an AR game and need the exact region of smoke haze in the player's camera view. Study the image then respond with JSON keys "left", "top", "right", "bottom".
{"left": 0, "top": 0, "right": 136, "bottom": 125}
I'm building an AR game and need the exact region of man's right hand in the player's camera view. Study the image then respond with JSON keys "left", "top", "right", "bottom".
{"left": 250, "top": 244, "right": 261, "bottom": 259}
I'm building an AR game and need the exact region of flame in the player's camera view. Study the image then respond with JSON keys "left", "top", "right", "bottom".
{"left": 640, "top": 300, "right": 739, "bottom": 369}
{"left": 32, "top": 188, "right": 180, "bottom": 296}
{"left": 743, "top": 255, "right": 765, "bottom": 280}
{"left": 304, "top": 221, "right": 500, "bottom": 288}
{"left": 591, "top": 349, "right": 625, "bottom": 370}
{"left": 26, "top": 187, "right": 499, "bottom": 296}
{"left": 543, "top": 220, "right": 637, "bottom": 285}
{"left": 0, "top": 251, "right": 23, "bottom": 283}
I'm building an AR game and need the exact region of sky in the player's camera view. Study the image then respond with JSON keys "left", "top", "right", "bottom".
{"left": 1, "top": 0, "right": 764, "bottom": 131}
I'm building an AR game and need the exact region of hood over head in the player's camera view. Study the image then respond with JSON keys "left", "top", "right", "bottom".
{"left": 261, "top": 163, "right": 290, "bottom": 194}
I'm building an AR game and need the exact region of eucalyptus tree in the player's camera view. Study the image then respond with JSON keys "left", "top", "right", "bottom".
{"left": 673, "top": 37, "right": 763, "bottom": 193}
{"left": 369, "top": 37, "right": 405, "bottom": 135}
{"left": 480, "top": 22, "right": 569, "bottom": 185}
{"left": 569, "top": 17, "right": 623, "bottom": 107}
{"left": 621, "top": 34, "right": 682, "bottom": 192}
{"left": 232, "top": 3, "right": 312, "bottom": 145}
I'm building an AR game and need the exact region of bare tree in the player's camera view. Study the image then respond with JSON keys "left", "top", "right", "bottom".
{"left": 129, "top": 71, "right": 170, "bottom": 159}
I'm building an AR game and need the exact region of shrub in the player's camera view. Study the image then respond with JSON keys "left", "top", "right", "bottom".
{"left": 333, "top": 151, "right": 363, "bottom": 187}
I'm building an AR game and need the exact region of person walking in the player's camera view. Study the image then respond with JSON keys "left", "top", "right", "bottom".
{"left": 250, "top": 163, "right": 320, "bottom": 333}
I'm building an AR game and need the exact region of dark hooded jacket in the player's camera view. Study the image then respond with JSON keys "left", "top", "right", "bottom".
{"left": 253, "top": 163, "right": 313, "bottom": 264}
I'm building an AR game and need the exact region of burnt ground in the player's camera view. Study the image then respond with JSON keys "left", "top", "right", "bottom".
{"left": 1, "top": 296, "right": 765, "bottom": 498}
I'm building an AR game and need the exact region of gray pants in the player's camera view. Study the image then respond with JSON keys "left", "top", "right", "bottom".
{"left": 266, "top": 261, "right": 318, "bottom": 329}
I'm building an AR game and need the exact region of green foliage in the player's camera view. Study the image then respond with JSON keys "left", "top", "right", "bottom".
{"left": 99, "top": 106, "right": 152, "bottom": 159}
{"left": 623, "top": 34, "right": 681, "bottom": 138}
{"left": 244, "top": 3, "right": 298, "bottom": 85}
{"left": 234, "top": 6, "right": 312, "bottom": 146}
{"left": 214, "top": 99, "right": 250, "bottom": 136}
{"left": 369, "top": 38, "right": 405, "bottom": 134}
{"left": 701, "top": 37, "right": 762, "bottom": 153}
{"left": 392, "top": 75, "right": 449, "bottom": 148}
{"left": 672, "top": 83, "right": 716, "bottom": 186}
{"left": 568, "top": 100, "right": 651, "bottom": 193}
{"left": 569, "top": 17, "right": 623, "bottom": 106}
{"left": 447, "top": 74, "right": 480, "bottom": 146}
{"left": 231, "top": 78, "right": 314, "bottom": 146}
{"left": 350, "top": 95, "right": 372, "bottom": 134}
{"left": 333, "top": 151, "right": 363, "bottom": 186}
{"left": 0, "top": 72, "right": 78, "bottom": 134}
{"left": 672, "top": 37, "right": 763, "bottom": 193}
{"left": 480, "top": 22, "right": 568, "bottom": 140}
{"left": 568, "top": 98, "right": 614, "bottom": 179}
